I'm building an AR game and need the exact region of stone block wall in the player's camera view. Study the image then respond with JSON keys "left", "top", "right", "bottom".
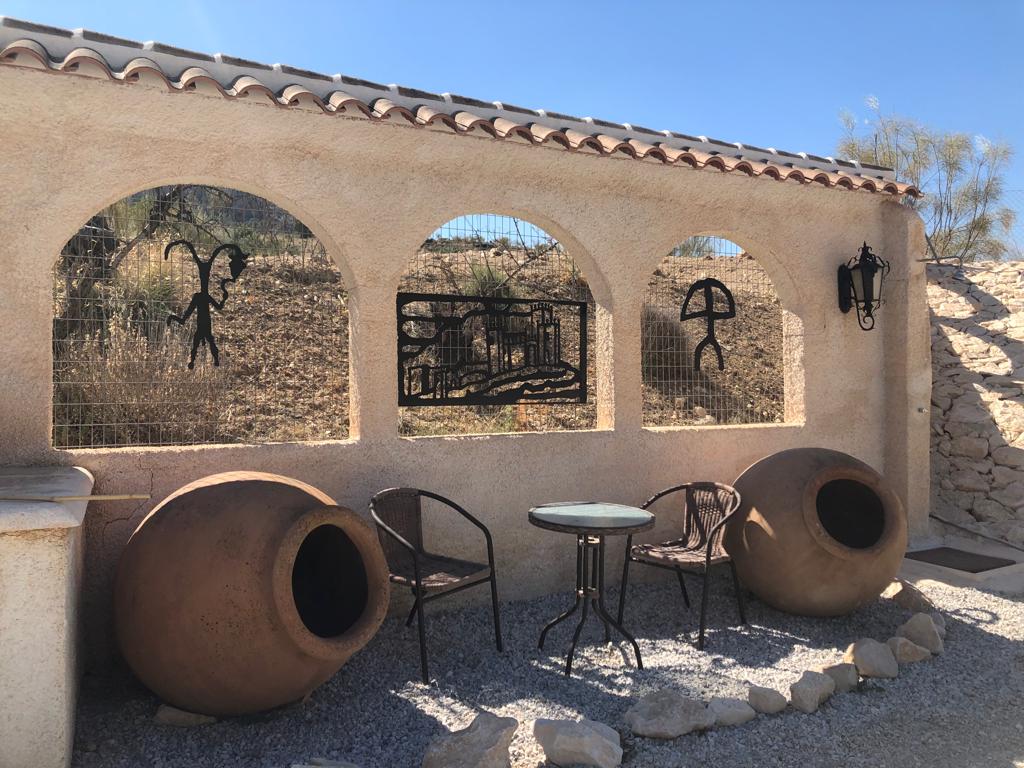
{"left": 929, "top": 261, "right": 1024, "bottom": 547}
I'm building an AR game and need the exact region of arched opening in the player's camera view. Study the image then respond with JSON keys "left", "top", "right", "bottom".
{"left": 816, "top": 479, "right": 886, "bottom": 550}
{"left": 398, "top": 213, "right": 596, "bottom": 436}
{"left": 52, "top": 184, "right": 349, "bottom": 448}
{"left": 292, "top": 524, "right": 369, "bottom": 638}
{"left": 642, "top": 235, "right": 784, "bottom": 426}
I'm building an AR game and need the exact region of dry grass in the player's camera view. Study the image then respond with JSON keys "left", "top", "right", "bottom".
{"left": 54, "top": 325, "right": 227, "bottom": 448}
{"left": 642, "top": 254, "right": 785, "bottom": 426}
{"left": 53, "top": 256, "right": 348, "bottom": 448}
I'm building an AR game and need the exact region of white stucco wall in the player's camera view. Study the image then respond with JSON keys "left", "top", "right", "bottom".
{"left": 0, "top": 63, "right": 931, "bottom": 669}
{"left": 0, "top": 466, "right": 93, "bottom": 768}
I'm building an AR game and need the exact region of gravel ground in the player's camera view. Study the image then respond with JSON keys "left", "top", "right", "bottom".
{"left": 74, "top": 576, "right": 1024, "bottom": 768}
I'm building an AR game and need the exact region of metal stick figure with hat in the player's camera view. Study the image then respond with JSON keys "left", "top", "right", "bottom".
{"left": 165, "top": 239, "right": 248, "bottom": 369}
{"left": 680, "top": 277, "right": 736, "bottom": 371}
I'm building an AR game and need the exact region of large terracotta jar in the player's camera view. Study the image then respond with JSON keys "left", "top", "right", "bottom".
{"left": 724, "top": 448, "right": 907, "bottom": 616}
{"left": 115, "top": 471, "right": 390, "bottom": 716}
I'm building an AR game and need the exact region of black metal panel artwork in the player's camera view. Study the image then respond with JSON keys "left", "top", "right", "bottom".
{"left": 397, "top": 292, "right": 587, "bottom": 406}
{"left": 164, "top": 239, "right": 248, "bottom": 369}
{"left": 680, "top": 278, "right": 735, "bottom": 371}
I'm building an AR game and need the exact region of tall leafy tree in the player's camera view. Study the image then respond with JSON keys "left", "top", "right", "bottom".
{"left": 839, "top": 98, "right": 1015, "bottom": 263}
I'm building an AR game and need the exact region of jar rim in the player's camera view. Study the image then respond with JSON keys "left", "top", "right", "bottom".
{"left": 272, "top": 504, "right": 390, "bottom": 661}
{"left": 800, "top": 464, "right": 905, "bottom": 562}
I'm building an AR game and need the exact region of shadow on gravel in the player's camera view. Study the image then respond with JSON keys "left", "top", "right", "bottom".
{"left": 72, "top": 577, "right": 1024, "bottom": 768}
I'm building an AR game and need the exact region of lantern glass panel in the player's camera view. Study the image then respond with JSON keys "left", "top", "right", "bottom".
{"left": 872, "top": 267, "right": 884, "bottom": 304}
{"left": 849, "top": 266, "right": 864, "bottom": 303}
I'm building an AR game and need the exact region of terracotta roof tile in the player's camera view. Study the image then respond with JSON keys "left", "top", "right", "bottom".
{"left": 624, "top": 124, "right": 663, "bottom": 136}
{"left": 0, "top": 38, "right": 49, "bottom": 68}
{"left": 370, "top": 97, "right": 416, "bottom": 123}
{"left": 397, "top": 84, "right": 443, "bottom": 101}
{"left": 176, "top": 66, "right": 228, "bottom": 96}
{"left": 278, "top": 63, "right": 333, "bottom": 82}
{"left": 144, "top": 41, "right": 215, "bottom": 62}
{"left": 414, "top": 105, "right": 458, "bottom": 130}
{"left": 702, "top": 136, "right": 738, "bottom": 149}
{"left": 0, "top": 17, "right": 72, "bottom": 37}
{"left": 449, "top": 93, "right": 494, "bottom": 110}
{"left": 215, "top": 53, "right": 273, "bottom": 71}
{"left": 0, "top": 19, "right": 921, "bottom": 199}
{"left": 122, "top": 57, "right": 172, "bottom": 88}
{"left": 538, "top": 110, "right": 577, "bottom": 122}
{"left": 563, "top": 129, "right": 602, "bottom": 153}
{"left": 492, "top": 117, "right": 534, "bottom": 142}
{"left": 339, "top": 74, "right": 388, "bottom": 91}
{"left": 61, "top": 47, "right": 113, "bottom": 78}
{"left": 595, "top": 134, "right": 636, "bottom": 156}
{"left": 529, "top": 123, "right": 570, "bottom": 148}
{"left": 802, "top": 152, "right": 833, "bottom": 164}
{"left": 328, "top": 90, "right": 373, "bottom": 117}
{"left": 588, "top": 117, "right": 626, "bottom": 130}
{"left": 860, "top": 161, "right": 892, "bottom": 172}
{"left": 230, "top": 74, "right": 277, "bottom": 100}
{"left": 79, "top": 29, "right": 143, "bottom": 48}
{"left": 667, "top": 131, "right": 705, "bottom": 144}
{"left": 627, "top": 138, "right": 667, "bottom": 162}
{"left": 280, "top": 84, "right": 326, "bottom": 110}
{"left": 453, "top": 110, "right": 496, "bottom": 135}
{"left": 496, "top": 102, "right": 538, "bottom": 116}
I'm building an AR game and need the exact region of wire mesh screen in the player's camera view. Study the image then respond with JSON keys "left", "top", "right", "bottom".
{"left": 398, "top": 214, "right": 596, "bottom": 435}
{"left": 52, "top": 185, "right": 348, "bottom": 448}
{"left": 642, "top": 236, "right": 784, "bottom": 426}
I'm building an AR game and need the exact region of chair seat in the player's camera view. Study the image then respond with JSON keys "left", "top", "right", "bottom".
{"left": 631, "top": 541, "right": 730, "bottom": 570}
{"left": 390, "top": 553, "right": 492, "bottom": 593}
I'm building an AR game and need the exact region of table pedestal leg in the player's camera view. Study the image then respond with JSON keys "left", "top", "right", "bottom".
{"left": 591, "top": 536, "right": 644, "bottom": 670}
{"left": 590, "top": 538, "right": 611, "bottom": 643}
{"left": 539, "top": 535, "right": 584, "bottom": 649}
{"left": 539, "top": 534, "right": 645, "bottom": 677}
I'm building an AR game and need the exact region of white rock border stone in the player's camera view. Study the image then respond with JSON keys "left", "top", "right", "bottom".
{"left": 534, "top": 718, "right": 622, "bottom": 768}
{"left": 621, "top": 608, "right": 948, "bottom": 744}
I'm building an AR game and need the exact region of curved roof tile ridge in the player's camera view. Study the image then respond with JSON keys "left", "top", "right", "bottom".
{"left": 0, "top": 16, "right": 920, "bottom": 198}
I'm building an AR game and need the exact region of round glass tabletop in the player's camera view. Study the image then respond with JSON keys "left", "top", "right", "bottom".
{"left": 528, "top": 501, "right": 654, "bottom": 533}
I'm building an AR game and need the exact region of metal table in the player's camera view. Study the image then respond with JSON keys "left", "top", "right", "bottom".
{"left": 528, "top": 501, "right": 655, "bottom": 676}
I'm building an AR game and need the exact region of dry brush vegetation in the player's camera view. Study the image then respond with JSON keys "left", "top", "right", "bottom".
{"left": 642, "top": 252, "right": 784, "bottom": 427}
{"left": 53, "top": 192, "right": 783, "bottom": 448}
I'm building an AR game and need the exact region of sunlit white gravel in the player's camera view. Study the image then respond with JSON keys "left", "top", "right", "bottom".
{"left": 73, "top": 576, "right": 1024, "bottom": 767}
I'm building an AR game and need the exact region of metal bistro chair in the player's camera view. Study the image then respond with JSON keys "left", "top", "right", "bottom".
{"left": 616, "top": 482, "right": 746, "bottom": 650}
{"left": 369, "top": 488, "right": 502, "bottom": 683}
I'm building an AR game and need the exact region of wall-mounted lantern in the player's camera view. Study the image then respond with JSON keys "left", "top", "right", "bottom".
{"left": 838, "top": 242, "right": 890, "bottom": 331}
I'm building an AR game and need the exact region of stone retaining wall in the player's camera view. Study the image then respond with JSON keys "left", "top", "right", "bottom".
{"left": 929, "top": 261, "right": 1024, "bottom": 547}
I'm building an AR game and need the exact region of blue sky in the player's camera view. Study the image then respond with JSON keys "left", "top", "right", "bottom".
{"left": 6, "top": 1, "right": 1023, "bottom": 192}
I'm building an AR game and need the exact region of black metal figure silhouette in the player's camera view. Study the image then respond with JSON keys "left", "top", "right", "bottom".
{"left": 164, "top": 240, "right": 248, "bottom": 369}
{"left": 679, "top": 277, "right": 736, "bottom": 371}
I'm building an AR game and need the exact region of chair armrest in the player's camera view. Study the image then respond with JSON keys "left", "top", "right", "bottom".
{"left": 368, "top": 506, "right": 427, "bottom": 590}
{"left": 641, "top": 483, "right": 692, "bottom": 510}
{"left": 369, "top": 506, "right": 419, "bottom": 555}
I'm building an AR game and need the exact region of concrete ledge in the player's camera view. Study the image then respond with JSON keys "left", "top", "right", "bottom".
{"left": 0, "top": 465, "right": 93, "bottom": 768}
{"left": 0, "top": 466, "right": 93, "bottom": 532}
